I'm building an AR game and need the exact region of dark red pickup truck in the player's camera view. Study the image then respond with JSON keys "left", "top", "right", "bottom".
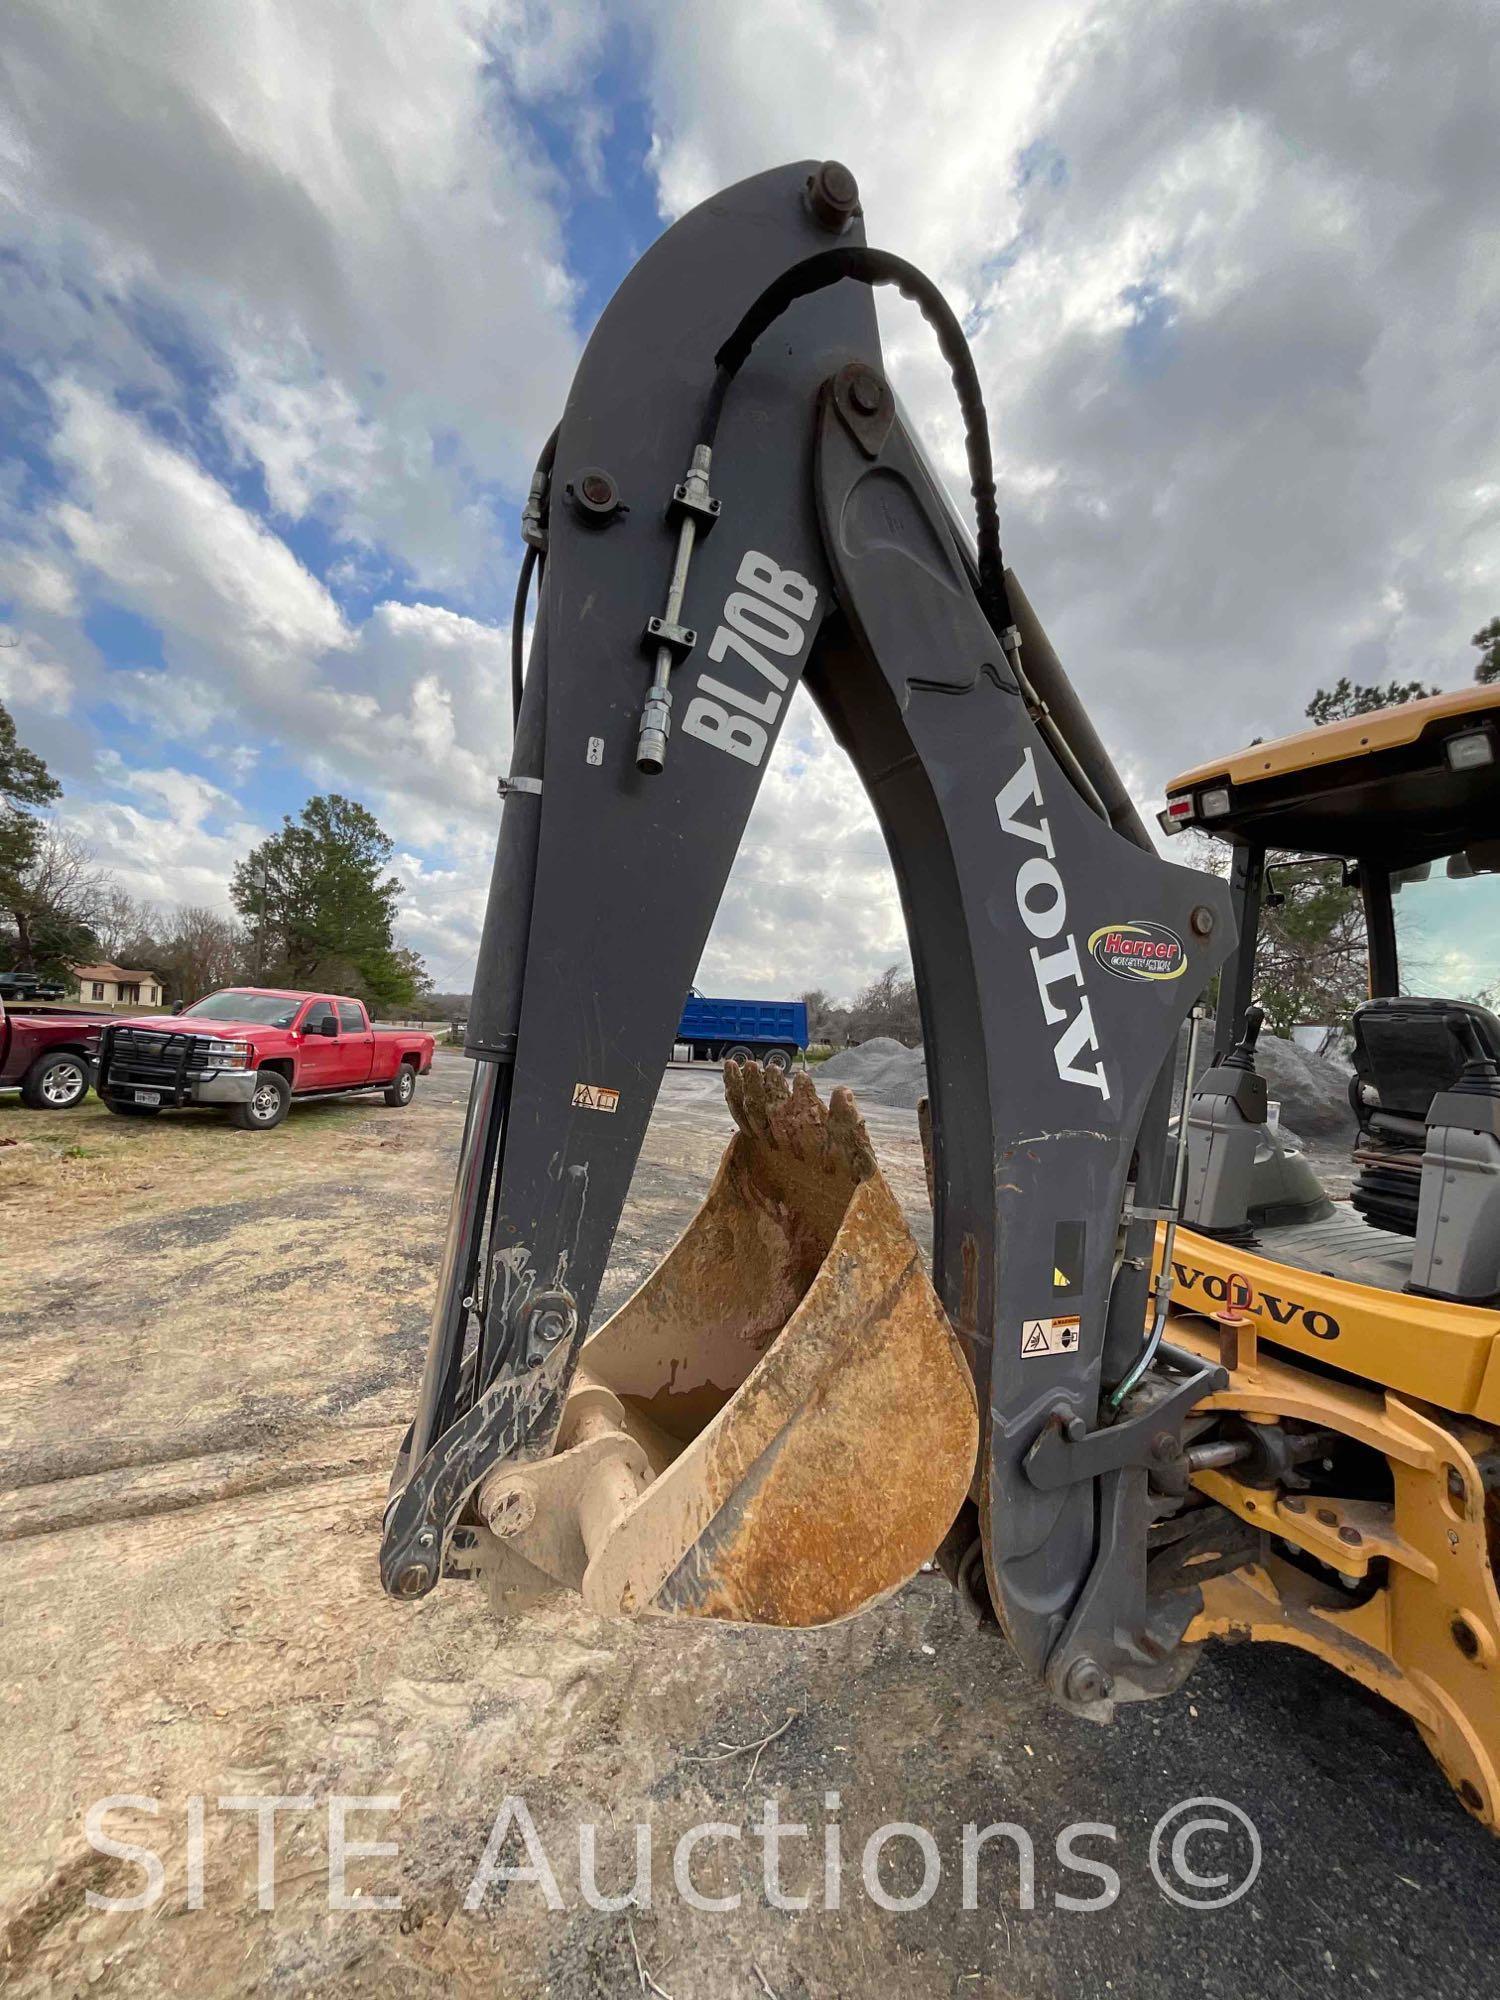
{"left": 96, "top": 987, "right": 436, "bottom": 1131}
{"left": 0, "top": 999, "right": 106, "bottom": 1109}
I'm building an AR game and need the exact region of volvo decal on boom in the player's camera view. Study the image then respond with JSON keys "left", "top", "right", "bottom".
{"left": 996, "top": 746, "right": 1111, "bottom": 1099}
{"left": 383, "top": 160, "right": 1500, "bottom": 1833}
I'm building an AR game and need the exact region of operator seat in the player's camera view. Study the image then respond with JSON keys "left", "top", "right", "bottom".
{"left": 1350, "top": 998, "right": 1500, "bottom": 1235}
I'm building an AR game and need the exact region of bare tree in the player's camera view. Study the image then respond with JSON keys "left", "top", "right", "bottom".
{"left": 1, "top": 823, "right": 106, "bottom": 976}
{"left": 156, "top": 905, "right": 247, "bottom": 1004}
{"left": 846, "top": 963, "right": 922, "bottom": 1046}
{"left": 92, "top": 885, "right": 160, "bottom": 964}
{"left": 799, "top": 986, "right": 850, "bottom": 1047}
{"left": 75, "top": 879, "right": 250, "bottom": 1004}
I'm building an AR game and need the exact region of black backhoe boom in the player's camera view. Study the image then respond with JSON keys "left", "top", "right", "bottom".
{"left": 381, "top": 161, "right": 1234, "bottom": 1722}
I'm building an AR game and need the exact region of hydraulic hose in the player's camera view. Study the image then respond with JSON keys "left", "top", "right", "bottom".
{"left": 509, "top": 424, "right": 560, "bottom": 725}
{"left": 510, "top": 544, "right": 537, "bottom": 726}
{"left": 1107, "top": 1009, "right": 1205, "bottom": 1410}
{"left": 702, "top": 246, "right": 1015, "bottom": 643}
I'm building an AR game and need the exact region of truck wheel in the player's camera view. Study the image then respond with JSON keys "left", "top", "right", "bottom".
{"left": 762, "top": 1046, "right": 794, "bottom": 1074}
{"left": 722, "top": 1044, "right": 755, "bottom": 1066}
{"left": 384, "top": 1063, "right": 417, "bottom": 1107}
{"left": 100, "top": 1095, "right": 159, "bottom": 1118}
{"left": 232, "top": 1070, "right": 291, "bottom": 1131}
{"left": 21, "top": 1050, "right": 91, "bottom": 1109}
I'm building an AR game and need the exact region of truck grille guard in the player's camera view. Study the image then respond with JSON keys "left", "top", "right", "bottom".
{"left": 101, "top": 1025, "right": 213, "bottom": 1104}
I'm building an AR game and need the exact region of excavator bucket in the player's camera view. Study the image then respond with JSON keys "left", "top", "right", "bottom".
{"left": 468, "top": 1063, "right": 978, "bottom": 1626}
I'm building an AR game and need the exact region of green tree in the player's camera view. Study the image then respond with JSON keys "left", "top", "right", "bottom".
{"left": 231, "top": 794, "right": 423, "bottom": 1010}
{"left": 1, "top": 696, "right": 61, "bottom": 942}
{"left": 0, "top": 702, "right": 100, "bottom": 977}
{"left": 1305, "top": 676, "right": 1439, "bottom": 725}
{"left": 1173, "top": 833, "right": 1364, "bottom": 1035}
{"left": 1473, "top": 616, "right": 1500, "bottom": 685}
{"left": 1254, "top": 860, "right": 1368, "bottom": 1036}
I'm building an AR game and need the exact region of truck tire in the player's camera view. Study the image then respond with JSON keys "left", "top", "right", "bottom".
{"left": 762, "top": 1046, "right": 794, "bottom": 1074}
{"left": 722, "top": 1044, "right": 755, "bottom": 1066}
{"left": 384, "top": 1062, "right": 417, "bottom": 1107}
{"left": 100, "top": 1095, "right": 160, "bottom": 1118}
{"left": 231, "top": 1070, "right": 291, "bottom": 1131}
{"left": 21, "top": 1049, "right": 91, "bottom": 1109}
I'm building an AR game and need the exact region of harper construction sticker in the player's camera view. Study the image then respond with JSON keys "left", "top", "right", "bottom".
{"left": 572, "top": 1082, "right": 620, "bottom": 1113}
{"left": 1088, "top": 920, "right": 1187, "bottom": 983}
{"left": 1021, "top": 1314, "right": 1081, "bottom": 1358}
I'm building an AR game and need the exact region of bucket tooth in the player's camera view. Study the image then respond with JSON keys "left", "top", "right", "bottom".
{"left": 474, "top": 1063, "right": 978, "bottom": 1627}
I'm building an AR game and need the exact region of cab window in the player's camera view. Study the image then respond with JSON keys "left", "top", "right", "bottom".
{"left": 337, "top": 1002, "right": 364, "bottom": 1033}
{"left": 303, "top": 1000, "right": 337, "bottom": 1033}
{"left": 1391, "top": 855, "right": 1500, "bottom": 1006}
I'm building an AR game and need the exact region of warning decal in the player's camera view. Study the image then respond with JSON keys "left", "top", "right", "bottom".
{"left": 572, "top": 1082, "right": 620, "bottom": 1113}
{"left": 1020, "top": 1314, "right": 1081, "bottom": 1358}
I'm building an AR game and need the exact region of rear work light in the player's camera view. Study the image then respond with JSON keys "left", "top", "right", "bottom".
{"left": 1158, "top": 794, "right": 1195, "bottom": 836}
{"left": 1198, "top": 786, "right": 1231, "bottom": 818}
{"left": 1444, "top": 728, "right": 1495, "bottom": 772}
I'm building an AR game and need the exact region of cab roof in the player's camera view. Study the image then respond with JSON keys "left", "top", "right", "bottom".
{"left": 1165, "top": 684, "right": 1500, "bottom": 865}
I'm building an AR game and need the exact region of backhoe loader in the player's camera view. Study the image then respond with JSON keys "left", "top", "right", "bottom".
{"left": 382, "top": 160, "right": 1500, "bottom": 1828}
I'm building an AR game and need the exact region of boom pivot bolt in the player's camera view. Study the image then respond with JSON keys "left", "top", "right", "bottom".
{"left": 568, "top": 467, "right": 625, "bottom": 522}
{"left": 1063, "top": 1658, "right": 1112, "bottom": 1704}
{"left": 807, "top": 160, "right": 861, "bottom": 231}
{"left": 848, "top": 366, "right": 884, "bottom": 415}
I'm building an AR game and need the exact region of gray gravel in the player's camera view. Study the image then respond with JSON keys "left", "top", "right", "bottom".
{"left": 820, "top": 1024, "right": 1359, "bottom": 1150}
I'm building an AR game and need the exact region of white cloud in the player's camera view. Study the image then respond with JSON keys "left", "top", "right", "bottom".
{"left": 69, "top": 755, "right": 267, "bottom": 916}
{"left": 52, "top": 379, "right": 351, "bottom": 675}
{"left": 701, "top": 695, "right": 907, "bottom": 1002}
{"left": 0, "top": 630, "right": 73, "bottom": 713}
{"left": 1, "top": 1, "right": 599, "bottom": 584}
{"left": 4, "top": 381, "right": 512, "bottom": 978}
{"left": 46, "top": 388, "right": 507, "bottom": 828}
{"left": 0, "top": 546, "right": 77, "bottom": 618}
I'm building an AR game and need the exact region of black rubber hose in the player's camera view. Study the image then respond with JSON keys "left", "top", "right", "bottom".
{"left": 509, "top": 424, "right": 561, "bottom": 724}
{"left": 703, "top": 246, "right": 1013, "bottom": 637}
{"left": 510, "top": 543, "right": 537, "bottom": 726}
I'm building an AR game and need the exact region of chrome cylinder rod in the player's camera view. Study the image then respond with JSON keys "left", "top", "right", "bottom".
{"left": 401, "top": 1056, "right": 507, "bottom": 1478}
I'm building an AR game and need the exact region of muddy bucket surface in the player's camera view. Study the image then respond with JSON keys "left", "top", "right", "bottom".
{"left": 476, "top": 1064, "right": 978, "bottom": 1626}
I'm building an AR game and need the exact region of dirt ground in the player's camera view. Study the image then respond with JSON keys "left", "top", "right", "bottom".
{"left": 3, "top": 1053, "right": 1499, "bottom": 1998}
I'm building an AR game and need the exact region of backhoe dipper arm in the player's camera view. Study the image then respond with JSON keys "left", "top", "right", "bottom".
{"left": 381, "top": 163, "right": 1233, "bottom": 1712}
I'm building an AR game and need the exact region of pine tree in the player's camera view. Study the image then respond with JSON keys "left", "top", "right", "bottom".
{"left": 231, "top": 794, "right": 424, "bottom": 1009}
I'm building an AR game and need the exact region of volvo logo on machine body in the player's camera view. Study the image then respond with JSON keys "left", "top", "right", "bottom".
{"left": 1171, "top": 1259, "right": 1341, "bottom": 1341}
{"left": 995, "top": 747, "right": 1110, "bottom": 1101}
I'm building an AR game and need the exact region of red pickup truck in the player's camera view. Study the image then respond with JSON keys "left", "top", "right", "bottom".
{"left": 95, "top": 988, "right": 436, "bottom": 1131}
{"left": 0, "top": 998, "right": 106, "bottom": 1109}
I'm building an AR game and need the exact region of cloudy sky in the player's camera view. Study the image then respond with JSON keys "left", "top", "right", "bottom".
{"left": 3, "top": 2, "right": 1497, "bottom": 996}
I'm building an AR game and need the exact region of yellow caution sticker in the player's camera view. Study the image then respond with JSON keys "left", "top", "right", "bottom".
{"left": 1020, "top": 1314, "right": 1081, "bottom": 1358}
{"left": 572, "top": 1082, "right": 620, "bottom": 1113}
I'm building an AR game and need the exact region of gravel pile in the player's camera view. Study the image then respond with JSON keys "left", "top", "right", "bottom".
{"left": 819, "top": 1024, "right": 1357, "bottom": 1144}
{"left": 816, "top": 1037, "right": 927, "bottom": 1109}
{"left": 1245, "top": 1031, "right": 1356, "bottom": 1143}
{"left": 1172, "top": 1021, "right": 1355, "bottom": 1145}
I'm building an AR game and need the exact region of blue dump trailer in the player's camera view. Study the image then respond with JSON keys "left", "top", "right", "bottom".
{"left": 675, "top": 990, "right": 809, "bottom": 1071}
